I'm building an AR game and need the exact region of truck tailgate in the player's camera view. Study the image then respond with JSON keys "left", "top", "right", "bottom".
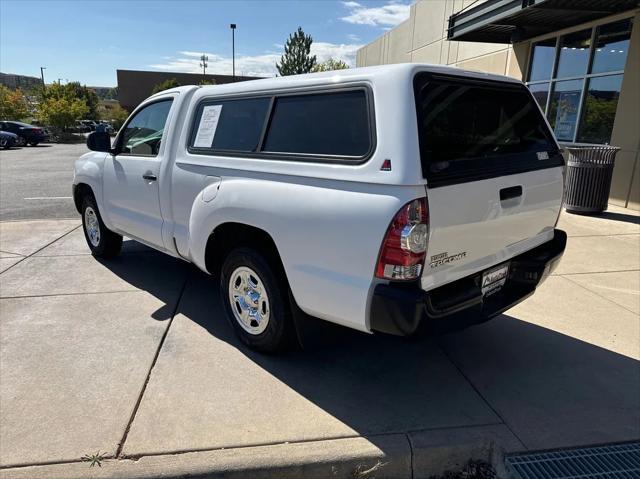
{"left": 413, "top": 71, "right": 564, "bottom": 292}
{"left": 422, "top": 167, "right": 563, "bottom": 291}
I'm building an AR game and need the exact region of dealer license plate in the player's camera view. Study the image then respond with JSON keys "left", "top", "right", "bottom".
{"left": 481, "top": 263, "right": 509, "bottom": 296}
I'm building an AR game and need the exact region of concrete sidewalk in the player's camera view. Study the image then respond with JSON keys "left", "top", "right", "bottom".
{"left": 0, "top": 206, "right": 638, "bottom": 478}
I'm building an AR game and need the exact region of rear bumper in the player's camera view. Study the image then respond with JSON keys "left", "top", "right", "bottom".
{"left": 370, "top": 229, "right": 567, "bottom": 336}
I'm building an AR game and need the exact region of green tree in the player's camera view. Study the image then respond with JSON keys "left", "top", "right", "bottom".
{"left": 151, "top": 78, "right": 181, "bottom": 94}
{"left": 66, "top": 82, "right": 100, "bottom": 119}
{"left": 99, "top": 103, "right": 129, "bottom": 131}
{"left": 37, "top": 97, "right": 88, "bottom": 130}
{"left": 41, "top": 82, "right": 100, "bottom": 120}
{"left": 42, "top": 82, "right": 99, "bottom": 119}
{"left": 311, "top": 58, "right": 349, "bottom": 72}
{"left": 105, "top": 86, "right": 118, "bottom": 100}
{"left": 199, "top": 79, "right": 217, "bottom": 86}
{"left": 276, "top": 27, "right": 317, "bottom": 76}
{"left": 0, "top": 85, "right": 30, "bottom": 120}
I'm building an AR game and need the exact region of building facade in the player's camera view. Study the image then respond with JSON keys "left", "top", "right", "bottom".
{"left": 117, "top": 70, "right": 261, "bottom": 113}
{"left": 357, "top": 0, "right": 639, "bottom": 210}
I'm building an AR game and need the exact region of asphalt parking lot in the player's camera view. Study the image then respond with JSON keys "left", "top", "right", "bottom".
{"left": 0, "top": 143, "right": 87, "bottom": 221}
{"left": 0, "top": 144, "right": 639, "bottom": 478}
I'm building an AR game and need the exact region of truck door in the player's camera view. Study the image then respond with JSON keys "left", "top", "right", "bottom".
{"left": 103, "top": 98, "right": 174, "bottom": 248}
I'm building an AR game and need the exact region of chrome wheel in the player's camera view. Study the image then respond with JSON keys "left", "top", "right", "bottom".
{"left": 84, "top": 206, "right": 101, "bottom": 247}
{"left": 228, "top": 266, "right": 270, "bottom": 335}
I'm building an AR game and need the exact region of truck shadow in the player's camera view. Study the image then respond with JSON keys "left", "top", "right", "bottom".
{"left": 102, "top": 246, "right": 640, "bottom": 453}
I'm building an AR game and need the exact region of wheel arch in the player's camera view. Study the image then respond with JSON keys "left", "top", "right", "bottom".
{"left": 204, "top": 222, "right": 288, "bottom": 283}
{"left": 73, "top": 183, "right": 95, "bottom": 214}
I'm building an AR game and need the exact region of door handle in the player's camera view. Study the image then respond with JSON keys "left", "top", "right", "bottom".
{"left": 500, "top": 185, "right": 522, "bottom": 201}
{"left": 142, "top": 173, "right": 157, "bottom": 181}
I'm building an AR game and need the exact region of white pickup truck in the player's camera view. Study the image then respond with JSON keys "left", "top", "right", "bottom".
{"left": 74, "top": 64, "right": 566, "bottom": 352}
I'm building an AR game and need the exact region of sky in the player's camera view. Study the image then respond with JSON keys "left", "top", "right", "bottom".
{"left": 0, "top": 0, "right": 411, "bottom": 87}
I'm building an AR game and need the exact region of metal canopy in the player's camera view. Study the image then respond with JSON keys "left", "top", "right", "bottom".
{"left": 447, "top": 0, "right": 639, "bottom": 43}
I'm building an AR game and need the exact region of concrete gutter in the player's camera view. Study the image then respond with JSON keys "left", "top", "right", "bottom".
{"left": 0, "top": 425, "right": 521, "bottom": 479}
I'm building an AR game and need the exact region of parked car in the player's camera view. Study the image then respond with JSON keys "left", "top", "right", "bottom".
{"left": 80, "top": 120, "right": 99, "bottom": 132}
{"left": 0, "top": 121, "right": 49, "bottom": 146}
{"left": 95, "top": 121, "right": 115, "bottom": 135}
{"left": 0, "top": 130, "right": 18, "bottom": 149}
{"left": 73, "top": 64, "right": 566, "bottom": 353}
{"left": 74, "top": 121, "right": 91, "bottom": 133}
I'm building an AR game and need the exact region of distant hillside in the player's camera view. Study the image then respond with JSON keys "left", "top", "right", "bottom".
{"left": 0, "top": 72, "right": 41, "bottom": 91}
{"left": 1, "top": 72, "right": 117, "bottom": 99}
{"left": 92, "top": 86, "right": 118, "bottom": 100}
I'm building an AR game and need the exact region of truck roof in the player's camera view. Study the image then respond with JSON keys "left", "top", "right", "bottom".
{"left": 153, "top": 63, "right": 523, "bottom": 100}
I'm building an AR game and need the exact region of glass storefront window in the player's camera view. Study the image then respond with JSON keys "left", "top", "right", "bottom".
{"left": 556, "top": 29, "right": 591, "bottom": 79}
{"left": 528, "top": 82, "right": 550, "bottom": 113}
{"left": 548, "top": 79, "right": 583, "bottom": 141}
{"left": 528, "top": 38, "right": 556, "bottom": 81}
{"left": 591, "top": 19, "right": 633, "bottom": 74}
{"left": 526, "top": 18, "right": 633, "bottom": 144}
{"left": 577, "top": 74, "right": 623, "bottom": 144}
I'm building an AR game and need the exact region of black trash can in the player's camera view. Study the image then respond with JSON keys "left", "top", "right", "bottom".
{"left": 563, "top": 145, "right": 620, "bottom": 215}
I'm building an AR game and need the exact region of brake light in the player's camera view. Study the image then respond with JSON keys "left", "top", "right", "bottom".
{"left": 375, "top": 198, "right": 429, "bottom": 281}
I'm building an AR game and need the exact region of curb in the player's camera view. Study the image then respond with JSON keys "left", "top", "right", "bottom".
{"left": 0, "top": 425, "right": 522, "bottom": 479}
{"left": 410, "top": 424, "right": 524, "bottom": 478}
{"left": 0, "top": 435, "right": 411, "bottom": 479}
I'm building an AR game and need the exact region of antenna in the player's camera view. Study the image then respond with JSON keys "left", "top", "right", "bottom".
{"left": 199, "top": 54, "right": 209, "bottom": 78}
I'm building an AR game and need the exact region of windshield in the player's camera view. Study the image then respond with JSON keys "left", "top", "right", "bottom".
{"left": 414, "top": 73, "right": 561, "bottom": 186}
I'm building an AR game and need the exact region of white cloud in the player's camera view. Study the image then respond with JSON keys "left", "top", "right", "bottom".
{"left": 341, "top": 1, "right": 410, "bottom": 27}
{"left": 149, "top": 41, "right": 363, "bottom": 77}
{"left": 150, "top": 51, "right": 280, "bottom": 77}
{"left": 311, "top": 42, "right": 362, "bottom": 65}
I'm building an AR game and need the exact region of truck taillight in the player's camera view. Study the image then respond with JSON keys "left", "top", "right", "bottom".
{"left": 375, "top": 197, "right": 429, "bottom": 281}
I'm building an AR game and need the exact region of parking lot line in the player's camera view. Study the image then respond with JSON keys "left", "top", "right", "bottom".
{"left": 23, "top": 197, "right": 73, "bottom": 200}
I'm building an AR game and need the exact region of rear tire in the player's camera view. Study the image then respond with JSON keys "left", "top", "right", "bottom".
{"left": 81, "top": 195, "right": 122, "bottom": 258}
{"left": 220, "top": 248, "right": 294, "bottom": 353}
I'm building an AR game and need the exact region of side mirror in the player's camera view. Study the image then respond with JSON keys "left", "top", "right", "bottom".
{"left": 87, "top": 131, "right": 112, "bottom": 153}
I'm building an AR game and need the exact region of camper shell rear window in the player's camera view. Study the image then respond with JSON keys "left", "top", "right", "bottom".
{"left": 413, "top": 73, "right": 563, "bottom": 187}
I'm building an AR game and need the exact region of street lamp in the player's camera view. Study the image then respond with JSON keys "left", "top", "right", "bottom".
{"left": 40, "top": 66, "right": 46, "bottom": 90}
{"left": 230, "top": 23, "right": 236, "bottom": 81}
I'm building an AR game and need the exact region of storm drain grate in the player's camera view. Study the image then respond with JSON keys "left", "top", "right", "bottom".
{"left": 506, "top": 442, "right": 640, "bottom": 479}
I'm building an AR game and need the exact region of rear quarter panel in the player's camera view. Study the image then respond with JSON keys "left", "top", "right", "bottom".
{"left": 188, "top": 176, "right": 425, "bottom": 332}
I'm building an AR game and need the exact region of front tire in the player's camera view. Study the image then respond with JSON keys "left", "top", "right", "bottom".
{"left": 220, "top": 248, "right": 294, "bottom": 353}
{"left": 29, "top": 141, "right": 39, "bottom": 146}
{"left": 16, "top": 136, "right": 26, "bottom": 147}
{"left": 81, "top": 195, "right": 122, "bottom": 258}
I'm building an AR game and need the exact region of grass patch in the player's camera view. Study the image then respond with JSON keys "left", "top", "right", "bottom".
{"left": 430, "top": 460, "right": 497, "bottom": 479}
{"left": 81, "top": 451, "right": 106, "bottom": 467}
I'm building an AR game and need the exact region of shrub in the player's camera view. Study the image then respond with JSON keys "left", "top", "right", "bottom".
{"left": 0, "top": 85, "right": 30, "bottom": 120}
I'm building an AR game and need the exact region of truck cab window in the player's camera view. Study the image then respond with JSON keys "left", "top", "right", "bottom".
{"left": 121, "top": 100, "right": 173, "bottom": 156}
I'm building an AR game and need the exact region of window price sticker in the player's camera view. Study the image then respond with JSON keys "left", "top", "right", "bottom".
{"left": 194, "top": 105, "right": 223, "bottom": 148}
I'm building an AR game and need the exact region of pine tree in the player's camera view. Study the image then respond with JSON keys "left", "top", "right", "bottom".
{"left": 276, "top": 27, "right": 317, "bottom": 76}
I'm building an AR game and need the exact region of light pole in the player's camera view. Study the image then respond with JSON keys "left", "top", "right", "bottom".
{"left": 40, "top": 66, "right": 46, "bottom": 91}
{"left": 199, "top": 54, "right": 209, "bottom": 79}
{"left": 230, "top": 23, "right": 236, "bottom": 81}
